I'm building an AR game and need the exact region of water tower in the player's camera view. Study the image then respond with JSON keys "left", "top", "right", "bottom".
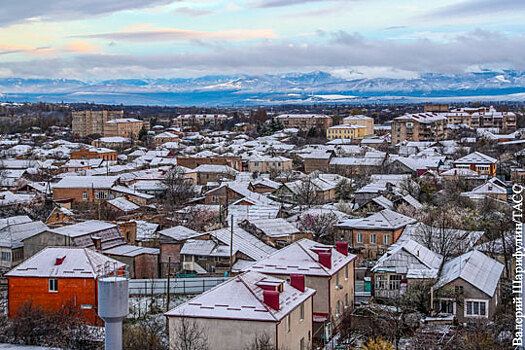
{"left": 98, "top": 262, "right": 129, "bottom": 350}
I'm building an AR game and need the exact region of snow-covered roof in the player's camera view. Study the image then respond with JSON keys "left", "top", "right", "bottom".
{"left": 6, "top": 247, "right": 125, "bottom": 278}
{"left": 107, "top": 197, "right": 140, "bottom": 212}
{"left": 208, "top": 226, "right": 277, "bottom": 261}
{"left": 159, "top": 225, "right": 200, "bottom": 241}
{"left": 52, "top": 220, "right": 117, "bottom": 237}
{"left": 133, "top": 220, "right": 159, "bottom": 241}
{"left": 338, "top": 209, "right": 416, "bottom": 230}
{"left": 245, "top": 218, "right": 300, "bottom": 238}
{"left": 54, "top": 176, "right": 119, "bottom": 189}
{"left": 248, "top": 238, "right": 355, "bottom": 277}
{"left": 434, "top": 250, "right": 503, "bottom": 297}
{"left": 454, "top": 152, "right": 497, "bottom": 165}
{"left": 165, "top": 271, "right": 315, "bottom": 322}
{"left": 104, "top": 244, "right": 159, "bottom": 257}
{"left": 0, "top": 220, "right": 49, "bottom": 248}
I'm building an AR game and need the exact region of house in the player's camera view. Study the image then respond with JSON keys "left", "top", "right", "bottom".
{"left": 6, "top": 247, "right": 125, "bottom": 325}
{"left": 165, "top": 271, "right": 315, "bottom": 350}
{"left": 337, "top": 209, "right": 417, "bottom": 259}
{"left": 186, "top": 164, "right": 237, "bottom": 185}
{"left": 245, "top": 155, "right": 293, "bottom": 174}
{"left": 371, "top": 239, "right": 443, "bottom": 299}
{"left": 70, "top": 148, "right": 117, "bottom": 162}
{"left": 102, "top": 245, "right": 159, "bottom": 278}
{"left": 248, "top": 239, "right": 356, "bottom": 336}
{"left": 301, "top": 151, "right": 334, "bottom": 174}
{"left": 45, "top": 206, "right": 77, "bottom": 228}
{"left": 176, "top": 155, "right": 243, "bottom": 171}
{"left": 158, "top": 225, "right": 207, "bottom": 276}
{"left": 239, "top": 218, "right": 311, "bottom": 247}
{"left": 461, "top": 177, "right": 508, "bottom": 202}
{"left": 0, "top": 216, "right": 51, "bottom": 271}
{"left": 453, "top": 152, "right": 497, "bottom": 177}
{"left": 204, "top": 182, "right": 278, "bottom": 207}
{"left": 52, "top": 176, "right": 120, "bottom": 205}
{"left": 433, "top": 250, "right": 503, "bottom": 322}
{"left": 326, "top": 124, "right": 367, "bottom": 141}
{"left": 154, "top": 131, "right": 179, "bottom": 146}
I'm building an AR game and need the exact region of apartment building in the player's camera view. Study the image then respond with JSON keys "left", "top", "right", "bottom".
{"left": 326, "top": 124, "right": 367, "bottom": 141}
{"left": 173, "top": 114, "right": 229, "bottom": 128}
{"left": 104, "top": 118, "right": 144, "bottom": 139}
{"left": 275, "top": 114, "right": 333, "bottom": 131}
{"left": 446, "top": 106, "right": 517, "bottom": 131}
{"left": 166, "top": 271, "right": 315, "bottom": 350}
{"left": 391, "top": 113, "right": 447, "bottom": 144}
{"left": 342, "top": 115, "right": 374, "bottom": 135}
{"left": 72, "top": 110, "right": 124, "bottom": 137}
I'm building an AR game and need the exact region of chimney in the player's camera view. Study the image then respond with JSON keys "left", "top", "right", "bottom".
{"left": 290, "top": 274, "right": 305, "bottom": 292}
{"left": 263, "top": 290, "right": 280, "bottom": 310}
{"left": 318, "top": 252, "right": 332, "bottom": 269}
{"left": 55, "top": 256, "right": 66, "bottom": 265}
{"left": 336, "top": 241, "right": 348, "bottom": 256}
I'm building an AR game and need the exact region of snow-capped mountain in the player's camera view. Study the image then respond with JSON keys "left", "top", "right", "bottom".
{"left": 1, "top": 70, "right": 525, "bottom": 105}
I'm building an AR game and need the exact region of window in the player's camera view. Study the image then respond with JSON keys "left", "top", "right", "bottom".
{"left": 336, "top": 271, "right": 340, "bottom": 286}
{"left": 300, "top": 338, "right": 306, "bottom": 350}
{"left": 82, "top": 191, "right": 87, "bottom": 200}
{"left": 434, "top": 299, "right": 454, "bottom": 314}
{"left": 81, "top": 304, "right": 93, "bottom": 309}
{"left": 211, "top": 195, "right": 218, "bottom": 203}
{"left": 286, "top": 314, "right": 291, "bottom": 332}
{"left": 1, "top": 251, "right": 11, "bottom": 261}
{"left": 56, "top": 212, "right": 60, "bottom": 221}
{"left": 477, "top": 165, "right": 489, "bottom": 172}
{"left": 465, "top": 300, "right": 488, "bottom": 317}
{"left": 336, "top": 300, "right": 341, "bottom": 315}
{"left": 49, "top": 278, "right": 58, "bottom": 292}
{"left": 299, "top": 303, "right": 304, "bottom": 321}
{"left": 376, "top": 275, "right": 387, "bottom": 290}
{"left": 344, "top": 293, "right": 348, "bottom": 307}
{"left": 96, "top": 191, "right": 108, "bottom": 199}
{"left": 455, "top": 286, "right": 464, "bottom": 295}
{"left": 370, "top": 234, "right": 377, "bottom": 244}
{"left": 356, "top": 233, "right": 363, "bottom": 243}
{"left": 389, "top": 275, "right": 402, "bottom": 290}
{"left": 384, "top": 234, "right": 391, "bottom": 245}
{"left": 345, "top": 265, "right": 349, "bottom": 280}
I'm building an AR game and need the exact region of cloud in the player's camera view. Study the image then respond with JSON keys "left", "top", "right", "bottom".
{"left": 73, "top": 28, "right": 279, "bottom": 42}
{"left": 249, "top": 0, "right": 337, "bottom": 8}
{"left": 173, "top": 7, "right": 215, "bottom": 16}
{"left": 0, "top": 43, "right": 56, "bottom": 56}
{"left": 385, "top": 26, "right": 408, "bottom": 31}
{"left": 420, "top": 0, "right": 525, "bottom": 18}
{"left": 0, "top": 0, "right": 181, "bottom": 27}
{"left": 62, "top": 41, "right": 101, "bottom": 53}
{"left": 3, "top": 29, "right": 525, "bottom": 79}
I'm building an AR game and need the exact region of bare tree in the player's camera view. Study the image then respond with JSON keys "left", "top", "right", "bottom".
{"left": 123, "top": 318, "right": 168, "bottom": 350}
{"left": 244, "top": 332, "right": 275, "bottom": 350}
{"left": 163, "top": 167, "right": 197, "bottom": 208}
{"left": 297, "top": 212, "right": 339, "bottom": 242}
{"left": 295, "top": 178, "right": 320, "bottom": 208}
{"left": 171, "top": 317, "right": 209, "bottom": 350}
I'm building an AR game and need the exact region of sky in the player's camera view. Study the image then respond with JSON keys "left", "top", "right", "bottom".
{"left": 0, "top": 0, "right": 524, "bottom": 80}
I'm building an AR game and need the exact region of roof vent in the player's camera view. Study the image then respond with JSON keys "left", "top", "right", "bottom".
{"left": 55, "top": 256, "right": 66, "bottom": 265}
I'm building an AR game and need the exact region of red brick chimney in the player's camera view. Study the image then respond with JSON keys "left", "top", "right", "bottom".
{"left": 263, "top": 290, "right": 280, "bottom": 310}
{"left": 55, "top": 256, "right": 66, "bottom": 265}
{"left": 290, "top": 274, "right": 305, "bottom": 292}
{"left": 318, "top": 251, "right": 332, "bottom": 269}
{"left": 336, "top": 241, "right": 348, "bottom": 256}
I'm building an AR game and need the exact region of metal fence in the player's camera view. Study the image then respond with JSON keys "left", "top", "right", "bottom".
{"left": 129, "top": 277, "right": 230, "bottom": 296}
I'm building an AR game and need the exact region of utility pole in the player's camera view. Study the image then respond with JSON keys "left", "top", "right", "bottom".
{"left": 229, "top": 215, "right": 234, "bottom": 273}
{"left": 166, "top": 257, "right": 171, "bottom": 311}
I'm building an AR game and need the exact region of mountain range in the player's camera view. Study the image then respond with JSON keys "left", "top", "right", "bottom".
{"left": 1, "top": 70, "right": 525, "bottom": 106}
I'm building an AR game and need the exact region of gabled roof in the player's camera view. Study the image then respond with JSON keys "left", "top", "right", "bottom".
{"left": 434, "top": 250, "right": 503, "bottom": 297}
{"left": 107, "top": 197, "right": 140, "bottom": 212}
{"left": 372, "top": 239, "right": 443, "bottom": 279}
{"left": 208, "top": 226, "right": 276, "bottom": 261}
{"left": 454, "top": 152, "right": 497, "bottom": 165}
{"left": 0, "top": 220, "right": 49, "bottom": 248}
{"left": 52, "top": 220, "right": 117, "bottom": 238}
{"left": 165, "top": 271, "right": 315, "bottom": 322}
{"left": 338, "top": 209, "right": 416, "bottom": 230}
{"left": 248, "top": 238, "right": 356, "bottom": 277}
{"left": 159, "top": 225, "right": 200, "bottom": 241}
{"left": 245, "top": 218, "right": 300, "bottom": 238}
{"left": 54, "top": 176, "right": 119, "bottom": 189}
{"left": 5, "top": 247, "right": 125, "bottom": 278}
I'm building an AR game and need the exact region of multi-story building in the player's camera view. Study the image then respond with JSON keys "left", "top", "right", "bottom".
{"left": 342, "top": 115, "right": 374, "bottom": 135}
{"left": 275, "top": 114, "right": 333, "bottom": 131}
{"left": 245, "top": 154, "right": 293, "bottom": 173}
{"left": 391, "top": 113, "right": 447, "bottom": 144}
{"left": 247, "top": 239, "right": 356, "bottom": 337}
{"left": 326, "top": 124, "right": 367, "bottom": 141}
{"left": 72, "top": 110, "right": 124, "bottom": 137}
{"left": 172, "top": 114, "right": 229, "bottom": 128}
{"left": 424, "top": 104, "right": 450, "bottom": 113}
{"left": 166, "top": 271, "right": 315, "bottom": 350}
{"left": 104, "top": 118, "right": 144, "bottom": 139}
{"left": 447, "top": 106, "right": 517, "bottom": 131}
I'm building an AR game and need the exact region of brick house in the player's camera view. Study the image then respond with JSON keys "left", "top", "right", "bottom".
{"left": 70, "top": 148, "right": 117, "bottom": 162}
{"left": 453, "top": 152, "right": 498, "bottom": 177}
{"left": 52, "top": 176, "right": 120, "bottom": 204}
{"left": 6, "top": 247, "right": 125, "bottom": 325}
{"left": 337, "top": 209, "right": 417, "bottom": 259}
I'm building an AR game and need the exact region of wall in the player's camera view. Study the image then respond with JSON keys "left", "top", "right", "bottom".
{"left": 277, "top": 297, "right": 313, "bottom": 350}
{"left": 8, "top": 276, "right": 99, "bottom": 325}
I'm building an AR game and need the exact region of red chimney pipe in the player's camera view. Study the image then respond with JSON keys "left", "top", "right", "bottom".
{"left": 290, "top": 274, "right": 305, "bottom": 292}
{"left": 318, "top": 252, "right": 332, "bottom": 269}
{"left": 263, "top": 290, "right": 280, "bottom": 310}
{"left": 336, "top": 241, "right": 348, "bottom": 256}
